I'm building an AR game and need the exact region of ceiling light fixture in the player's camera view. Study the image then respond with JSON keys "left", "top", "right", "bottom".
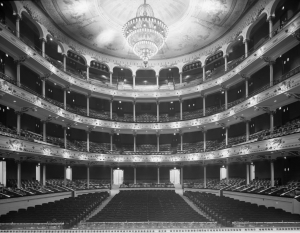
{"left": 123, "top": 0, "right": 168, "bottom": 66}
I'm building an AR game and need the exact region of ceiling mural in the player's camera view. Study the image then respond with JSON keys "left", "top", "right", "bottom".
{"left": 41, "top": 0, "right": 248, "bottom": 60}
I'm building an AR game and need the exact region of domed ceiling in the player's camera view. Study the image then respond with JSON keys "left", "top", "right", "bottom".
{"left": 41, "top": 0, "right": 249, "bottom": 60}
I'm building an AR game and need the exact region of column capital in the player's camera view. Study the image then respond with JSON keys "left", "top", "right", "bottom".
{"left": 133, "top": 98, "right": 136, "bottom": 105}
{"left": 254, "top": 106, "right": 275, "bottom": 114}
{"left": 41, "top": 115, "right": 59, "bottom": 123}
{"left": 110, "top": 96, "right": 114, "bottom": 103}
{"left": 179, "top": 129, "right": 184, "bottom": 136}
{"left": 133, "top": 130, "right": 137, "bottom": 137}
{"left": 239, "top": 73, "right": 250, "bottom": 80}
{"left": 14, "top": 55, "right": 30, "bottom": 64}
{"left": 110, "top": 129, "right": 115, "bottom": 136}
{"left": 179, "top": 96, "right": 184, "bottom": 103}
{"left": 156, "top": 99, "right": 160, "bottom": 105}
{"left": 63, "top": 83, "right": 71, "bottom": 92}
{"left": 39, "top": 37, "right": 47, "bottom": 43}
{"left": 260, "top": 56, "right": 276, "bottom": 64}
{"left": 156, "top": 130, "right": 160, "bottom": 137}
{"left": 39, "top": 72, "right": 53, "bottom": 81}
{"left": 243, "top": 38, "right": 250, "bottom": 44}
{"left": 15, "top": 106, "right": 37, "bottom": 114}
{"left": 86, "top": 127, "right": 94, "bottom": 134}
{"left": 86, "top": 91, "right": 93, "bottom": 98}
{"left": 223, "top": 54, "right": 229, "bottom": 58}
{"left": 215, "top": 122, "right": 228, "bottom": 129}
{"left": 220, "top": 84, "right": 228, "bottom": 92}
{"left": 200, "top": 92, "right": 206, "bottom": 98}
{"left": 200, "top": 127, "right": 207, "bottom": 133}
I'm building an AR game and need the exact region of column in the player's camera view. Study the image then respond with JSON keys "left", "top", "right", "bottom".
{"left": 63, "top": 88, "right": 67, "bottom": 110}
{"left": 16, "top": 16, "right": 20, "bottom": 38}
{"left": 157, "top": 133, "right": 160, "bottom": 152}
{"left": 36, "top": 164, "right": 40, "bottom": 183}
{"left": 226, "top": 164, "right": 229, "bottom": 184}
{"left": 204, "top": 166, "right": 207, "bottom": 188}
{"left": 110, "top": 131, "right": 113, "bottom": 151}
{"left": 156, "top": 101, "right": 159, "bottom": 122}
{"left": 64, "top": 166, "right": 67, "bottom": 186}
{"left": 224, "top": 89, "right": 228, "bottom": 110}
{"left": 67, "top": 166, "right": 72, "bottom": 181}
{"left": 268, "top": 17, "right": 273, "bottom": 39}
{"left": 202, "top": 65, "right": 206, "bottom": 82}
{"left": 0, "top": 160, "right": 6, "bottom": 187}
{"left": 134, "top": 167, "right": 136, "bottom": 184}
{"left": 86, "top": 130, "right": 90, "bottom": 152}
{"left": 180, "top": 167, "right": 184, "bottom": 188}
{"left": 179, "top": 98, "right": 183, "bottom": 120}
{"left": 16, "top": 112, "right": 21, "bottom": 135}
{"left": 87, "top": 166, "right": 90, "bottom": 189}
{"left": 133, "top": 133, "right": 136, "bottom": 152}
{"left": 180, "top": 132, "right": 183, "bottom": 151}
{"left": 224, "top": 55, "right": 228, "bottom": 71}
{"left": 270, "top": 111, "right": 274, "bottom": 133}
{"left": 246, "top": 120, "right": 250, "bottom": 141}
{"left": 133, "top": 75, "right": 136, "bottom": 89}
{"left": 110, "top": 98, "right": 113, "bottom": 120}
{"left": 179, "top": 72, "right": 182, "bottom": 84}
{"left": 16, "top": 62, "right": 20, "bottom": 87}
{"left": 156, "top": 75, "right": 159, "bottom": 89}
{"left": 109, "top": 72, "right": 113, "bottom": 85}
{"left": 86, "top": 95, "right": 90, "bottom": 116}
{"left": 250, "top": 163, "right": 255, "bottom": 181}
{"left": 270, "top": 160, "right": 274, "bottom": 187}
{"left": 133, "top": 100, "right": 136, "bottom": 122}
{"left": 203, "top": 131, "right": 206, "bottom": 152}
{"left": 41, "top": 38, "right": 46, "bottom": 58}
{"left": 202, "top": 95, "right": 206, "bottom": 116}
{"left": 42, "top": 79, "right": 46, "bottom": 98}
{"left": 157, "top": 167, "right": 160, "bottom": 184}
{"left": 63, "top": 55, "right": 66, "bottom": 72}
{"left": 269, "top": 61, "right": 275, "bottom": 86}
{"left": 245, "top": 78, "right": 249, "bottom": 98}
{"left": 42, "top": 164, "right": 46, "bottom": 186}
{"left": 64, "top": 127, "right": 67, "bottom": 149}
{"left": 43, "top": 121, "right": 46, "bottom": 142}
{"left": 110, "top": 167, "right": 113, "bottom": 189}
{"left": 17, "top": 161, "right": 21, "bottom": 188}
{"left": 246, "top": 163, "right": 250, "bottom": 185}
{"left": 86, "top": 66, "right": 90, "bottom": 80}
{"left": 225, "top": 127, "right": 229, "bottom": 146}
{"left": 244, "top": 39, "right": 249, "bottom": 58}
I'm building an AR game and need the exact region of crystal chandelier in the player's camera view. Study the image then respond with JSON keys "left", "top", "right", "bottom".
{"left": 123, "top": 0, "right": 168, "bottom": 66}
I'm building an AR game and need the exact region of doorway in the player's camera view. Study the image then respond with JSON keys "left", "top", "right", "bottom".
{"left": 170, "top": 169, "right": 180, "bottom": 184}
{"left": 113, "top": 169, "right": 124, "bottom": 185}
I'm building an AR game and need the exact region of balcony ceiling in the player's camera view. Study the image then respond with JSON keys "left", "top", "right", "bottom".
{"left": 41, "top": 0, "right": 249, "bottom": 60}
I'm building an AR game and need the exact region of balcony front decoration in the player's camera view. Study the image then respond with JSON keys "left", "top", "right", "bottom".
{"left": 123, "top": 0, "right": 168, "bottom": 66}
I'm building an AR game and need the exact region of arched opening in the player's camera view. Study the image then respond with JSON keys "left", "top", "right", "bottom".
{"left": 20, "top": 12, "right": 41, "bottom": 52}
{"left": 205, "top": 51, "right": 224, "bottom": 81}
{"left": 136, "top": 69, "right": 156, "bottom": 88}
{"left": 66, "top": 50, "right": 87, "bottom": 80}
{"left": 248, "top": 14, "right": 269, "bottom": 53}
{"left": 0, "top": 2, "right": 16, "bottom": 34}
{"left": 90, "top": 60, "right": 110, "bottom": 85}
{"left": 227, "top": 38, "right": 245, "bottom": 70}
{"left": 182, "top": 61, "right": 203, "bottom": 85}
{"left": 113, "top": 67, "right": 132, "bottom": 88}
{"left": 159, "top": 67, "right": 179, "bottom": 88}
{"left": 45, "top": 35, "right": 64, "bottom": 70}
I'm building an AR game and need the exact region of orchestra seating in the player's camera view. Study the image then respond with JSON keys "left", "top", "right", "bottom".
{"left": 184, "top": 191, "right": 300, "bottom": 227}
{"left": 87, "top": 190, "right": 210, "bottom": 222}
{"left": 0, "top": 192, "right": 109, "bottom": 228}
{"left": 120, "top": 183, "right": 175, "bottom": 188}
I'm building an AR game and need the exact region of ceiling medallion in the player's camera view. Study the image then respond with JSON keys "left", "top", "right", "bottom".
{"left": 123, "top": 0, "right": 168, "bottom": 66}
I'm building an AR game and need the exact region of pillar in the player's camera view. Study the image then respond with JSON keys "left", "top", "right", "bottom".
{"left": 250, "top": 163, "right": 255, "bottom": 181}
{"left": 110, "top": 98, "right": 113, "bottom": 120}
{"left": 133, "top": 133, "right": 136, "bottom": 152}
{"left": 203, "top": 131, "right": 206, "bottom": 152}
{"left": 270, "top": 111, "right": 274, "bottom": 133}
{"left": 156, "top": 75, "right": 159, "bottom": 89}
{"left": 224, "top": 55, "right": 228, "bottom": 71}
{"left": 64, "top": 166, "right": 67, "bottom": 186}
{"left": 268, "top": 17, "right": 273, "bottom": 39}
{"left": 202, "top": 96, "right": 206, "bottom": 116}
{"left": 41, "top": 39, "right": 45, "bottom": 58}
{"left": 245, "top": 78, "right": 249, "bottom": 98}
{"left": 87, "top": 166, "right": 90, "bottom": 189}
{"left": 133, "top": 100, "right": 136, "bottom": 122}
{"left": 110, "top": 167, "right": 113, "bottom": 189}
{"left": 17, "top": 161, "right": 21, "bottom": 188}
{"left": 134, "top": 167, "right": 136, "bottom": 184}
{"left": 16, "top": 62, "right": 20, "bottom": 87}
{"left": 204, "top": 166, "right": 207, "bottom": 188}
{"left": 86, "top": 66, "right": 90, "bottom": 80}
{"left": 64, "top": 127, "right": 67, "bottom": 149}
{"left": 16, "top": 112, "right": 21, "bottom": 135}
{"left": 63, "top": 55, "right": 66, "bottom": 72}
{"left": 36, "top": 164, "right": 40, "bottom": 183}
{"left": 110, "top": 132, "right": 113, "bottom": 151}
{"left": 179, "top": 99, "right": 183, "bottom": 120}
{"left": 63, "top": 89, "right": 67, "bottom": 110}
{"left": 244, "top": 40, "right": 249, "bottom": 58}
{"left": 16, "top": 16, "right": 20, "bottom": 38}
{"left": 110, "top": 72, "right": 112, "bottom": 85}
{"left": 270, "top": 160, "right": 274, "bottom": 187}
{"left": 202, "top": 65, "right": 206, "bottom": 82}
{"left": 157, "top": 134, "right": 160, "bottom": 152}
{"left": 226, "top": 164, "right": 229, "bottom": 184}
{"left": 87, "top": 95, "right": 90, "bottom": 116}
{"left": 246, "top": 163, "right": 250, "bottom": 185}
{"left": 157, "top": 167, "right": 160, "bottom": 184}
{"left": 181, "top": 167, "right": 184, "bottom": 188}
{"left": 42, "top": 164, "right": 46, "bottom": 186}
{"left": 179, "top": 72, "right": 182, "bottom": 84}
{"left": 224, "top": 89, "right": 228, "bottom": 110}
{"left": 180, "top": 133, "right": 183, "bottom": 151}
{"left": 133, "top": 75, "right": 136, "bottom": 89}
{"left": 157, "top": 101, "right": 160, "bottom": 122}
{"left": 0, "top": 161, "right": 6, "bottom": 187}
{"left": 225, "top": 127, "right": 228, "bottom": 146}
{"left": 246, "top": 120, "right": 250, "bottom": 141}
{"left": 269, "top": 61, "right": 274, "bottom": 86}
{"left": 86, "top": 131, "right": 90, "bottom": 152}
{"left": 42, "top": 79, "right": 46, "bottom": 98}
{"left": 43, "top": 121, "right": 46, "bottom": 142}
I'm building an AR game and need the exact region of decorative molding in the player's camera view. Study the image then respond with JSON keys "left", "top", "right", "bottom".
{"left": 284, "top": 92, "right": 300, "bottom": 101}
{"left": 14, "top": 55, "right": 30, "bottom": 64}
{"left": 39, "top": 72, "right": 53, "bottom": 81}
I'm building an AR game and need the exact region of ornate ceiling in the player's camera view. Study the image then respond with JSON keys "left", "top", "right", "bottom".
{"left": 41, "top": 0, "right": 249, "bottom": 60}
